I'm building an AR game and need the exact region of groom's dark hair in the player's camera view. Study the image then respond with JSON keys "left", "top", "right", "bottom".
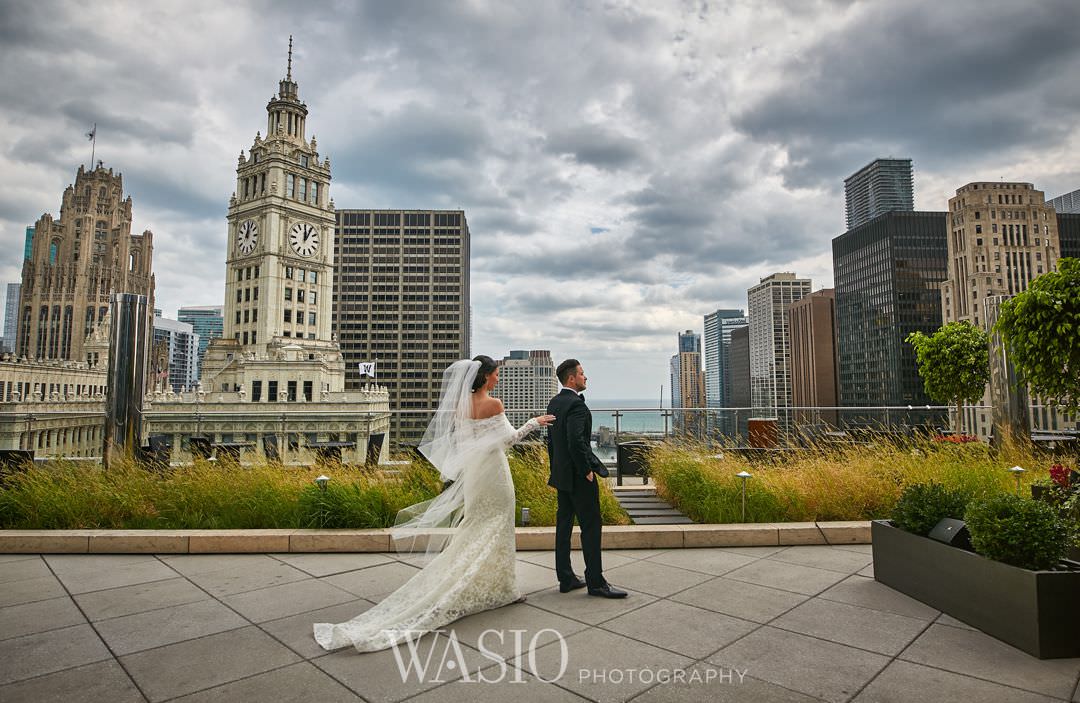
{"left": 556, "top": 358, "right": 580, "bottom": 385}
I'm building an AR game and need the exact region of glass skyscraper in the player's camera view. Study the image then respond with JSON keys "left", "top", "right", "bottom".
{"left": 703, "top": 309, "right": 747, "bottom": 436}
{"left": 177, "top": 305, "right": 223, "bottom": 380}
{"left": 832, "top": 211, "right": 948, "bottom": 420}
{"left": 844, "top": 159, "right": 915, "bottom": 230}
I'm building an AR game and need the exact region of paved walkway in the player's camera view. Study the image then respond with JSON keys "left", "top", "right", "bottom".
{"left": 1, "top": 546, "right": 1078, "bottom": 703}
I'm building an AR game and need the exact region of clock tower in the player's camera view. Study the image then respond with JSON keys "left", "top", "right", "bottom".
{"left": 201, "top": 38, "right": 345, "bottom": 398}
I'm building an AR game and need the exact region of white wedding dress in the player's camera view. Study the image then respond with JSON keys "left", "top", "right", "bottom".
{"left": 314, "top": 412, "right": 540, "bottom": 653}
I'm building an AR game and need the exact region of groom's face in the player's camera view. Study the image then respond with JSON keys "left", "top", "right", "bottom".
{"left": 568, "top": 365, "right": 587, "bottom": 392}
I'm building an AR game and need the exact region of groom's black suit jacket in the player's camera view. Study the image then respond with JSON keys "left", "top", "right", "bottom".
{"left": 546, "top": 388, "right": 608, "bottom": 493}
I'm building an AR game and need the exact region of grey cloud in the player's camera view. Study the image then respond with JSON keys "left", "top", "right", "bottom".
{"left": 544, "top": 125, "right": 646, "bottom": 171}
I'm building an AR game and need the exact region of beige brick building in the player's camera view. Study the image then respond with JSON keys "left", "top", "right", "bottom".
{"left": 941, "top": 181, "right": 1070, "bottom": 437}
{"left": 17, "top": 164, "right": 155, "bottom": 363}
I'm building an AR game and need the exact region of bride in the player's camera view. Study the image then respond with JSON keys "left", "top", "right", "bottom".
{"left": 314, "top": 355, "right": 555, "bottom": 653}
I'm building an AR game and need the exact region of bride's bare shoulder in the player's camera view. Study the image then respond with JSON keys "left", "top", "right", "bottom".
{"left": 471, "top": 396, "right": 504, "bottom": 420}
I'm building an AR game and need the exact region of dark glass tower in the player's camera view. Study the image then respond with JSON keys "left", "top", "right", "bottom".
{"left": 832, "top": 211, "right": 948, "bottom": 423}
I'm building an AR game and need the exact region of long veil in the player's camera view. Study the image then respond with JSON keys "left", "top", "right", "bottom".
{"left": 391, "top": 359, "right": 480, "bottom": 556}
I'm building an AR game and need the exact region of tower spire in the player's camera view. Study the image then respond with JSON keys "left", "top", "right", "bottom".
{"left": 286, "top": 35, "right": 293, "bottom": 81}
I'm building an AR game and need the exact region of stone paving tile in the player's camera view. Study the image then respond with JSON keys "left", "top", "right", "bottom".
{"left": 723, "top": 557, "right": 848, "bottom": 596}
{"left": 603, "top": 548, "right": 669, "bottom": 561}
{"left": 221, "top": 577, "right": 356, "bottom": 623}
{"left": 182, "top": 558, "right": 310, "bottom": 597}
{"left": 441, "top": 601, "right": 591, "bottom": 662}
{"left": 0, "top": 574, "right": 67, "bottom": 607}
{"left": 858, "top": 563, "right": 874, "bottom": 578}
{"left": 525, "top": 584, "right": 657, "bottom": 625}
{"left": 709, "top": 625, "right": 889, "bottom": 703}
{"left": 120, "top": 626, "right": 301, "bottom": 702}
{"left": 269, "top": 552, "right": 395, "bottom": 577}
{"left": 642, "top": 547, "right": 759, "bottom": 576}
{"left": 407, "top": 668, "right": 590, "bottom": 702}
{"left": 714, "top": 546, "right": 788, "bottom": 558}
{"left": 514, "top": 625, "right": 693, "bottom": 703}
{"left": 168, "top": 661, "right": 359, "bottom": 703}
{"left": 261, "top": 598, "right": 375, "bottom": 659}
{"left": 0, "top": 623, "right": 112, "bottom": 686}
{"left": 94, "top": 599, "right": 248, "bottom": 656}
{"left": 321, "top": 561, "right": 422, "bottom": 600}
{"left": 771, "top": 598, "right": 930, "bottom": 656}
{"left": 629, "top": 662, "right": 826, "bottom": 703}
{"left": 158, "top": 553, "right": 282, "bottom": 576}
{"left": 313, "top": 629, "right": 492, "bottom": 703}
{"left": 603, "top": 558, "right": 714, "bottom": 597}
{"left": 516, "top": 549, "right": 639, "bottom": 572}
{"left": 516, "top": 559, "right": 564, "bottom": 594}
{"left": 817, "top": 574, "right": 940, "bottom": 620}
{"left": 0, "top": 554, "right": 42, "bottom": 565}
{"left": 769, "top": 545, "right": 873, "bottom": 574}
{"left": 44, "top": 554, "right": 178, "bottom": 595}
{"left": 0, "top": 596, "right": 86, "bottom": 641}
{"left": 0, "top": 659, "right": 145, "bottom": 703}
{"left": 669, "top": 576, "right": 808, "bottom": 623}
{"left": 73, "top": 576, "right": 210, "bottom": 621}
{"left": 0, "top": 555, "right": 52, "bottom": 584}
{"left": 852, "top": 659, "right": 1062, "bottom": 703}
{"left": 899, "top": 623, "right": 1080, "bottom": 699}
{"left": 600, "top": 598, "right": 757, "bottom": 659}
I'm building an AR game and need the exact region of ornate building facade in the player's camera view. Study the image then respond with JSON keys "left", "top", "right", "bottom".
{"left": 17, "top": 164, "right": 154, "bottom": 363}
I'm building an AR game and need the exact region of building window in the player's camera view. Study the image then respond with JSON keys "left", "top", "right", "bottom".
{"left": 285, "top": 266, "right": 293, "bottom": 279}
{"left": 296, "top": 289, "right": 305, "bottom": 303}
{"left": 298, "top": 178, "right": 307, "bottom": 202}
{"left": 299, "top": 154, "right": 309, "bottom": 167}
{"left": 235, "top": 311, "right": 241, "bottom": 324}
{"left": 252, "top": 380, "right": 262, "bottom": 402}
{"left": 309, "top": 270, "right": 317, "bottom": 284}
{"left": 311, "top": 182, "right": 318, "bottom": 204}
{"left": 975, "top": 225, "right": 982, "bottom": 234}
{"left": 268, "top": 380, "right": 278, "bottom": 401}
{"left": 285, "top": 287, "right": 292, "bottom": 301}
{"left": 253, "top": 287, "right": 259, "bottom": 300}
{"left": 244, "top": 288, "right": 250, "bottom": 302}
{"left": 242, "top": 331, "right": 248, "bottom": 344}
{"left": 296, "top": 268, "right": 305, "bottom": 281}
{"left": 252, "top": 309, "right": 258, "bottom": 322}
{"left": 303, "top": 380, "right": 313, "bottom": 402}
{"left": 284, "top": 310, "right": 292, "bottom": 323}
{"left": 286, "top": 173, "right": 295, "bottom": 198}
{"left": 243, "top": 309, "right": 249, "bottom": 323}
{"left": 309, "top": 312, "right": 316, "bottom": 326}
{"left": 310, "top": 291, "right": 317, "bottom": 304}
{"left": 287, "top": 380, "right": 297, "bottom": 402}
{"left": 236, "top": 289, "right": 242, "bottom": 303}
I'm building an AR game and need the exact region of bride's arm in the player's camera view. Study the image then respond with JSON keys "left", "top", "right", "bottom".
{"left": 508, "top": 414, "right": 556, "bottom": 445}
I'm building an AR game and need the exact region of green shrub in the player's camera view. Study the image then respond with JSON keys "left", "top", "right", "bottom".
{"left": 965, "top": 494, "right": 1070, "bottom": 570}
{"left": 892, "top": 482, "right": 969, "bottom": 536}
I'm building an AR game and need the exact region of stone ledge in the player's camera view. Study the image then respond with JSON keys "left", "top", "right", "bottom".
{"left": 0, "top": 522, "right": 871, "bottom": 553}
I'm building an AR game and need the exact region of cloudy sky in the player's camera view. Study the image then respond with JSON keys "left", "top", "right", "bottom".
{"left": 2, "top": 1, "right": 1078, "bottom": 399}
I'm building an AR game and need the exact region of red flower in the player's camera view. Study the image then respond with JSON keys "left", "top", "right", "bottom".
{"left": 1049, "top": 463, "right": 1070, "bottom": 488}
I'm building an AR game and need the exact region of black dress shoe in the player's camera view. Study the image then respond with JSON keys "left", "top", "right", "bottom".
{"left": 559, "top": 578, "right": 587, "bottom": 593}
{"left": 587, "top": 583, "right": 628, "bottom": 598}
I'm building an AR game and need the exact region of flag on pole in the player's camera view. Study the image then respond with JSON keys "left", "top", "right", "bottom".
{"left": 358, "top": 362, "right": 377, "bottom": 377}
{"left": 86, "top": 125, "right": 96, "bottom": 141}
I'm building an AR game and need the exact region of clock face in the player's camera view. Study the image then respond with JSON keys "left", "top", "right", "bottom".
{"left": 289, "top": 222, "right": 320, "bottom": 257}
{"left": 236, "top": 220, "right": 258, "bottom": 254}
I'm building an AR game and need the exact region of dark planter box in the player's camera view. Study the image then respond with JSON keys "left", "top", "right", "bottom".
{"left": 871, "top": 520, "right": 1080, "bottom": 659}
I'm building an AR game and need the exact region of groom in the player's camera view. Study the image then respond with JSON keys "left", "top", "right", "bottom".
{"left": 546, "top": 359, "right": 627, "bottom": 598}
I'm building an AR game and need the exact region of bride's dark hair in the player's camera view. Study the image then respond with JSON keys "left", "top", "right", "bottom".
{"left": 471, "top": 355, "right": 498, "bottom": 392}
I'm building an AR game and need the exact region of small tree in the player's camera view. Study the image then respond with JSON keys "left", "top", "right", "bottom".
{"left": 906, "top": 322, "right": 990, "bottom": 434}
{"left": 994, "top": 257, "right": 1080, "bottom": 415}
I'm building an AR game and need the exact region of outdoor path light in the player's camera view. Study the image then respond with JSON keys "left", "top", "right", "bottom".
{"left": 315, "top": 475, "right": 330, "bottom": 491}
{"left": 736, "top": 470, "right": 752, "bottom": 522}
{"left": 521, "top": 507, "right": 530, "bottom": 526}
{"left": 1008, "top": 466, "right": 1025, "bottom": 495}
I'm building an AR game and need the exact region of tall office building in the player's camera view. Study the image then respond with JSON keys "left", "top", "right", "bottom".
{"left": 491, "top": 350, "right": 558, "bottom": 426}
{"left": 942, "top": 181, "right": 1063, "bottom": 438}
{"left": 729, "top": 325, "right": 751, "bottom": 439}
{"left": 833, "top": 211, "right": 948, "bottom": 417}
{"left": 332, "top": 209, "right": 471, "bottom": 445}
{"left": 844, "top": 159, "right": 915, "bottom": 230}
{"left": 1049, "top": 188, "right": 1080, "bottom": 214}
{"left": 748, "top": 272, "right": 811, "bottom": 416}
{"left": 152, "top": 315, "right": 200, "bottom": 393}
{"left": 177, "top": 305, "right": 223, "bottom": 379}
{"left": 703, "top": 309, "right": 748, "bottom": 435}
{"left": 788, "top": 289, "right": 838, "bottom": 426}
{"left": 16, "top": 164, "right": 155, "bottom": 362}
{"left": 670, "top": 330, "right": 704, "bottom": 435}
{"left": 2, "top": 283, "right": 20, "bottom": 354}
